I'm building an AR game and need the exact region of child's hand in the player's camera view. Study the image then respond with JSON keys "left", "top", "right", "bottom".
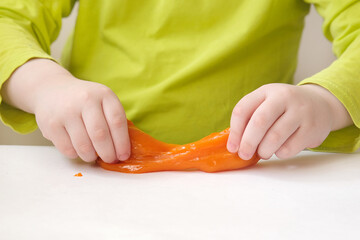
{"left": 227, "top": 83, "right": 353, "bottom": 160}
{"left": 2, "top": 59, "right": 130, "bottom": 163}
{"left": 34, "top": 77, "right": 130, "bottom": 163}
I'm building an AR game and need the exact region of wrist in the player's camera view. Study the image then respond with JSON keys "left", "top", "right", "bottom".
{"left": 1, "top": 58, "right": 73, "bottom": 113}
{"left": 300, "top": 84, "right": 353, "bottom": 131}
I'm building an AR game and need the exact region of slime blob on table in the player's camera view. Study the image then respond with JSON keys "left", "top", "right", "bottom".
{"left": 97, "top": 121, "right": 260, "bottom": 173}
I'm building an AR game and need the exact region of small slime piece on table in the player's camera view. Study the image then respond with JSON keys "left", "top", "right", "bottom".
{"left": 74, "top": 172, "right": 83, "bottom": 177}
{"left": 97, "top": 121, "right": 260, "bottom": 174}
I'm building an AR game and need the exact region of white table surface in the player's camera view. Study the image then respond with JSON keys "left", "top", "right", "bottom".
{"left": 1, "top": 145, "right": 359, "bottom": 240}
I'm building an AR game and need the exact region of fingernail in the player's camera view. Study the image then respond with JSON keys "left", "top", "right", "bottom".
{"left": 239, "top": 151, "right": 250, "bottom": 160}
{"left": 118, "top": 153, "right": 130, "bottom": 161}
{"left": 227, "top": 143, "right": 237, "bottom": 153}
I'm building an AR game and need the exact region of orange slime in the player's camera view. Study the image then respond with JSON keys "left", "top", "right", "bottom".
{"left": 97, "top": 121, "right": 260, "bottom": 173}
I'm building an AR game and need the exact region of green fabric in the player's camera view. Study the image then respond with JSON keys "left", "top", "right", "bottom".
{"left": 0, "top": 0, "right": 74, "bottom": 133}
{"left": 0, "top": 0, "right": 359, "bottom": 153}
{"left": 298, "top": 0, "right": 360, "bottom": 152}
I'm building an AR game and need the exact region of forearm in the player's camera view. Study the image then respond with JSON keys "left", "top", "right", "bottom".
{"left": 1, "top": 58, "right": 74, "bottom": 114}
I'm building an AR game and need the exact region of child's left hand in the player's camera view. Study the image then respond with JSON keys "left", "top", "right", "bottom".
{"left": 227, "top": 83, "right": 353, "bottom": 160}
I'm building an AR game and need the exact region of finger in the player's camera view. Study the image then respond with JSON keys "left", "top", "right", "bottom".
{"left": 227, "top": 90, "right": 266, "bottom": 153}
{"left": 102, "top": 96, "right": 131, "bottom": 161}
{"left": 82, "top": 103, "right": 117, "bottom": 163}
{"left": 257, "top": 110, "right": 300, "bottom": 159}
{"left": 275, "top": 127, "right": 308, "bottom": 159}
{"left": 65, "top": 118, "right": 97, "bottom": 162}
{"left": 49, "top": 126, "right": 78, "bottom": 159}
{"left": 238, "top": 97, "right": 286, "bottom": 160}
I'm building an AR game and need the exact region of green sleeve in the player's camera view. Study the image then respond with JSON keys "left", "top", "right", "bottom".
{"left": 0, "top": 0, "right": 75, "bottom": 134}
{"left": 298, "top": 0, "right": 360, "bottom": 153}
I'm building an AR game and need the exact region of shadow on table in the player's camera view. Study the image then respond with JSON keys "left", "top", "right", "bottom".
{"left": 68, "top": 150, "right": 359, "bottom": 181}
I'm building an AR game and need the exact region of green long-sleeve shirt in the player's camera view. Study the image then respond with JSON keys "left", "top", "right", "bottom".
{"left": 0, "top": 0, "right": 359, "bottom": 151}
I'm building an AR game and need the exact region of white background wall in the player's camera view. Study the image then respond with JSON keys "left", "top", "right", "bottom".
{"left": 0, "top": 5, "right": 336, "bottom": 146}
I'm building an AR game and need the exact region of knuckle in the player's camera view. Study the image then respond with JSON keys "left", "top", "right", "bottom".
{"left": 232, "top": 106, "right": 243, "bottom": 119}
{"left": 267, "top": 131, "right": 282, "bottom": 144}
{"left": 228, "top": 129, "right": 241, "bottom": 141}
{"left": 47, "top": 118, "right": 61, "bottom": 130}
{"left": 79, "top": 91, "right": 91, "bottom": 103}
{"left": 277, "top": 86, "right": 294, "bottom": 99}
{"left": 98, "top": 85, "right": 113, "bottom": 96}
{"left": 109, "top": 114, "right": 126, "bottom": 128}
{"left": 93, "top": 128, "right": 108, "bottom": 141}
{"left": 258, "top": 84, "right": 272, "bottom": 91}
{"left": 252, "top": 113, "right": 267, "bottom": 128}
{"left": 258, "top": 85, "right": 267, "bottom": 91}
{"left": 78, "top": 143, "right": 93, "bottom": 154}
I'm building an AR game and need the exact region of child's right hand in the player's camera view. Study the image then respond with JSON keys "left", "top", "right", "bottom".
{"left": 34, "top": 76, "right": 131, "bottom": 163}
{"left": 1, "top": 59, "right": 131, "bottom": 163}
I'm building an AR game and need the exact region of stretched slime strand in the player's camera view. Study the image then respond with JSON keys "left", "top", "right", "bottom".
{"left": 97, "top": 120, "right": 260, "bottom": 173}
